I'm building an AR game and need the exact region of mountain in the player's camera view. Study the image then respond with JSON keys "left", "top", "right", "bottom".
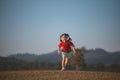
{"left": 8, "top": 50, "right": 61, "bottom": 63}
{"left": 84, "top": 48, "right": 120, "bottom": 64}
{"left": 36, "top": 50, "right": 62, "bottom": 63}
{"left": 8, "top": 53, "right": 38, "bottom": 62}
{"left": 7, "top": 48, "right": 120, "bottom": 64}
{"left": 0, "top": 56, "right": 26, "bottom": 70}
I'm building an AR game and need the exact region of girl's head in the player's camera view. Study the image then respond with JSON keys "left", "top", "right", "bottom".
{"left": 60, "top": 33, "right": 72, "bottom": 42}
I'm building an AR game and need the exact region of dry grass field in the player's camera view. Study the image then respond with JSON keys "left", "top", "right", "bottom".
{"left": 0, "top": 70, "right": 120, "bottom": 80}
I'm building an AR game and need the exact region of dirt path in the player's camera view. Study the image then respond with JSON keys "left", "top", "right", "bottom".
{"left": 0, "top": 70, "right": 120, "bottom": 80}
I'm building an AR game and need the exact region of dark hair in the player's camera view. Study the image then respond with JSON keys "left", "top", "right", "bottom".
{"left": 60, "top": 33, "right": 72, "bottom": 42}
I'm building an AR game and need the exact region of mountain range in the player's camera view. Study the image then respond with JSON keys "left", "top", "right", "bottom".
{"left": 7, "top": 48, "right": 120, "bottom": 64}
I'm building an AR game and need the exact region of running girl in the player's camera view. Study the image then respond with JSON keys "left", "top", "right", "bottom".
{"left": 58, "top": 33, "right": 76, "bottom": 71}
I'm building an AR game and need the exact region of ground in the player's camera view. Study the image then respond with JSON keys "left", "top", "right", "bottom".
{"left": 0, "top": 70, "right": 120, "bottom": 80}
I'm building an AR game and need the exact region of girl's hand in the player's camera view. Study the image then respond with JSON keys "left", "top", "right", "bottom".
{"left": 73, "top": 52, "right": 76, "bottom": 56}
{"left": 58, "top": 47, "right": 61, "bottom": 55}
{"left": 58, "top": 50, "right": 60, "bottom": 55}
{"left": 70, "top": 46, "right": 76, "bottom": 56}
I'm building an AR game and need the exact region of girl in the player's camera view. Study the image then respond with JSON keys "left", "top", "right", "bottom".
{"left": 58, "top": 33, "right": 76, "bottom": 71}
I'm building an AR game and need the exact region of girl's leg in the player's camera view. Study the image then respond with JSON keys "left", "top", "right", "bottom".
{"left": 62, "top": 57, "right": 65, "bottom": 70}
{"left": 65, "top": 58, "right": 69, "bottom": 66}
{"left": 65, "top": 52, "right": 72, "bottom": 66}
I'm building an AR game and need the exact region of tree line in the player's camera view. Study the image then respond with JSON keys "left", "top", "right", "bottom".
{"left": 0, "top": 48, "right": 120, "bottom": 72}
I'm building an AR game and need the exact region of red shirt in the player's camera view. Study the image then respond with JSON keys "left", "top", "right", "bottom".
{"left": 58, "top": 41, "right": 75, "bottom": 52}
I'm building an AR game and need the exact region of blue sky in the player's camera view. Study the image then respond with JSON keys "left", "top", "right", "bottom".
{"left": 0, "top": 0, "right": 120, "bottom": 56}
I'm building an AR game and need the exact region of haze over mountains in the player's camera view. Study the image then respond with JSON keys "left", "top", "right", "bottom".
{"left": 6, "top": 48, "right": 120, "bottom": 64}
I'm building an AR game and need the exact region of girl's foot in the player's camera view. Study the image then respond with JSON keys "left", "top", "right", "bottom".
{"left": 61, "top": 67, "right": 65, "bottom": 71}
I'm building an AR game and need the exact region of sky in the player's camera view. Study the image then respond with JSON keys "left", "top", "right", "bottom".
{"left": 0, "top": 0, "right": 120, "bottom": 56}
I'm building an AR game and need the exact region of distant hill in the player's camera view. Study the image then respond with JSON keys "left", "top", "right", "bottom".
{"left": 7, "top": 48, "right": 120, "bottom": 64}
{"left": 36, "top": 50, "right": 62, "bottom": 63}
{"left": 8, "top": 51, "right": 61, "bottom": 63}
{"left": 0, "top": 56, "right": 26, "bottom": 70}
{"left": 8, "top": 53, "right": 39, "bottom": 62}
{"left": 84, "top": 48, "right": 120, "bottom": 64}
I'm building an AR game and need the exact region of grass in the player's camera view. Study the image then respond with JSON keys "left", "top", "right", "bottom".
{"left": 0, "top": 70, "right": 120, "bottom": 80}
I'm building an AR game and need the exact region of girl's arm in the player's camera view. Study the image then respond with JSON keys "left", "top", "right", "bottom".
{"left": 71, "top": 46, "right": 76, "bottom": 56}
{"left": 58, "top": 46, "right": 61, "bottom": 55}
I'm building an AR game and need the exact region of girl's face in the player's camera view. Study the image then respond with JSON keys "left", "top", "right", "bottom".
{"left": 61, "top": 35, "right": 68, "bottom": 42}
